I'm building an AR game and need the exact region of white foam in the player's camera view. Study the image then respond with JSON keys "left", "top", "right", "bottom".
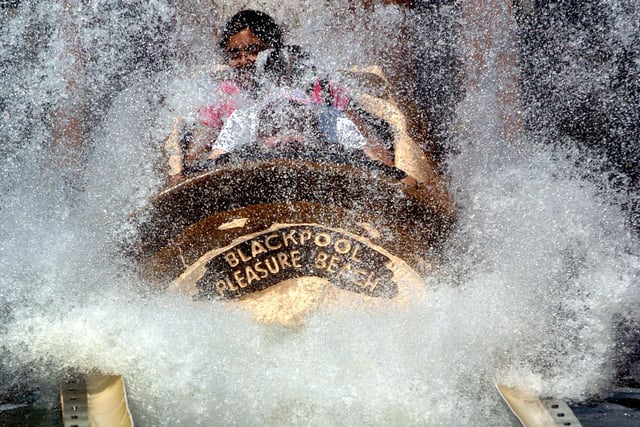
{"left": 1, "top": 1, "right": 638, "bottom": 425}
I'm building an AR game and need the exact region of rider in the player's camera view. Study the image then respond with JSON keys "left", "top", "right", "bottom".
{"left": 165, "top": 9, "right": 395, "bottom": 180}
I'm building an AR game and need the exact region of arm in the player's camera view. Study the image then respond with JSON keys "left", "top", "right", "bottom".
{"left": 348, "top": 70, "right": 456, "bottom": 220}
{"left": 164, "top": 91, "right": 238, "bottom": 183}
{"left": 344, "top": 105, "right": 395, "bottom": 167}
{"left": 164, "top": 118, "right": 188, "bottom": 185}
{"left": 164, "top": 119, "right": 227, "bottom": 185}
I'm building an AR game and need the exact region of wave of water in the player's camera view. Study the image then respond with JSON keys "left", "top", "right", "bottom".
{"left": 1, "top": 1, "right": 639, "bottom": 425}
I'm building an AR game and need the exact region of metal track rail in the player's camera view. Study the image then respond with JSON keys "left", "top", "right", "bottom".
{"left": 59, "top": 376, "right": 89, "bottom": 427}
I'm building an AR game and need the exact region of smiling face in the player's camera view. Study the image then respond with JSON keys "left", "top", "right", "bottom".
{"left": 225, "top": 28, "right": 268, "bottom": 86}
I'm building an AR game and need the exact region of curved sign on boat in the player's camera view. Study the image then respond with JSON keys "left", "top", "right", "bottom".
{"left": 193, "top": 224, "right": 398, "bottom": 300}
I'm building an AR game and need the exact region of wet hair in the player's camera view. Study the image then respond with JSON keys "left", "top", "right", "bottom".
{"left": 219, "top": 10, "right": 283, "bottom": 54}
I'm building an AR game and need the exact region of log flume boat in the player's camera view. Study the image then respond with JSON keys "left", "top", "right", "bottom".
{"left": 134, "top": 64, "right": 459, "bottom": 326}
{"left": 135, "top": 149, "right": 454, "bottom": 324}
{"left": 56, "top": 67, "right": 582, "bottom": 427}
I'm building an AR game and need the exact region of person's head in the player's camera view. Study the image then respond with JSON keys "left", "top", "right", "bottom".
{"left": 220, "top": 10, "right": 283, "bottom": 71}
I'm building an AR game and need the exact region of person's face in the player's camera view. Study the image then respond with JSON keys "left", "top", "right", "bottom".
{"left": 226, "top": 28, "right": 268, "bottom": 79}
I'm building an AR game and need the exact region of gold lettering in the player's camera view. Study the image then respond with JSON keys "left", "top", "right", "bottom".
{"left": 315, "top": 232, "right": 331, "bottom": 247}
{"left": 245, "top": 266, "right": 260, "bottom": 285}
{"left": 250, "top": 240, "right": 268, "bottom": 258}
{"left": 237, "top": 247, "right": 252, "bottom": 262}
{"left": 299, "top": 229, "right": 312, "bottom": 245}
{"left": 353, "top": 268, "right": 369, "bottom": 288}
{"left": 224, "top": 252, "right": 240, "bottom": 267}
{"left": 334, "top": 238, "right": 351, "bottom": 254}
{"left": 264, "top": 257, "right": 280, "bottom": 274}
{"left": 315, "top": 251, "right": 329, "bottom": 269}
{"left": 365, "top": 273, "right": 380, "bottom": 292}
{"left": 327, "top": 255, "right": 340, "bottom": 274}
{"left": 265, "top": 234, "right": 282, "bottom": 250}
{"left": 282, "top": 230, "right": 298, "bottom": 247}
{"left": 232, "top": 270, "right": 245, "bottom": 289}
{"left": 254, "top": 260, "right": 269, "bottom": 278}
{"left": 350, "top": 244, "right": 362, "bottom": 262}
{"left": 337, "top": 262, "right": 353, "bottom": 278}
{"left": 290, "top": 250, "right": 302, "bottom": 268}
{"left": 215, "top": 279, "right": 227, "bottom": 295}
{"left": 277, "top": 252, "right": 292, "bottom": 269}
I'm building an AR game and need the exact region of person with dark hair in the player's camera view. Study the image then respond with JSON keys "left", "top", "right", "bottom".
{"left": 166, "top": 9, "right": 391, "bottom": 179}
{"left": 165, "top": 10, "right": 280, "bottom": 178}
{"left": 217, "top": 9, "right": 283, "bottom": 91}
{"left": 219, "top": 9, "right": 283, "bottom": 53}
{"left": 162, "top": 7, "right": 455, "bottom": 218}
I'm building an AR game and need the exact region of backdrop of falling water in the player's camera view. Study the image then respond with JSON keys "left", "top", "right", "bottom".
{"left": 0, "top": 1, "right": 639, "bottom": 425}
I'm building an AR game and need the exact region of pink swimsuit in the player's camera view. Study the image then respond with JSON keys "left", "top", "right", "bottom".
{"left": 196, "top": 79, "right": 350, "bottom": 132}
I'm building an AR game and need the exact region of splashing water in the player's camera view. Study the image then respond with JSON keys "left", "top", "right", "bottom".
{"left": 1, "top": 1, "right": 639, "bottom": 425}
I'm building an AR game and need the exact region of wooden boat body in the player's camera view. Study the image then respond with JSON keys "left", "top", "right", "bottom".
{"left": 133, "top": 152, "right": 454, "bottom": 324}
{"left": 127, "top": 155, "right": 584, "bottom": 427}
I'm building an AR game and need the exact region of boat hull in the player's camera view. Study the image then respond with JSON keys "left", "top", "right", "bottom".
{"left": 133, "top": 158, "right": 452, "bottom": 323}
